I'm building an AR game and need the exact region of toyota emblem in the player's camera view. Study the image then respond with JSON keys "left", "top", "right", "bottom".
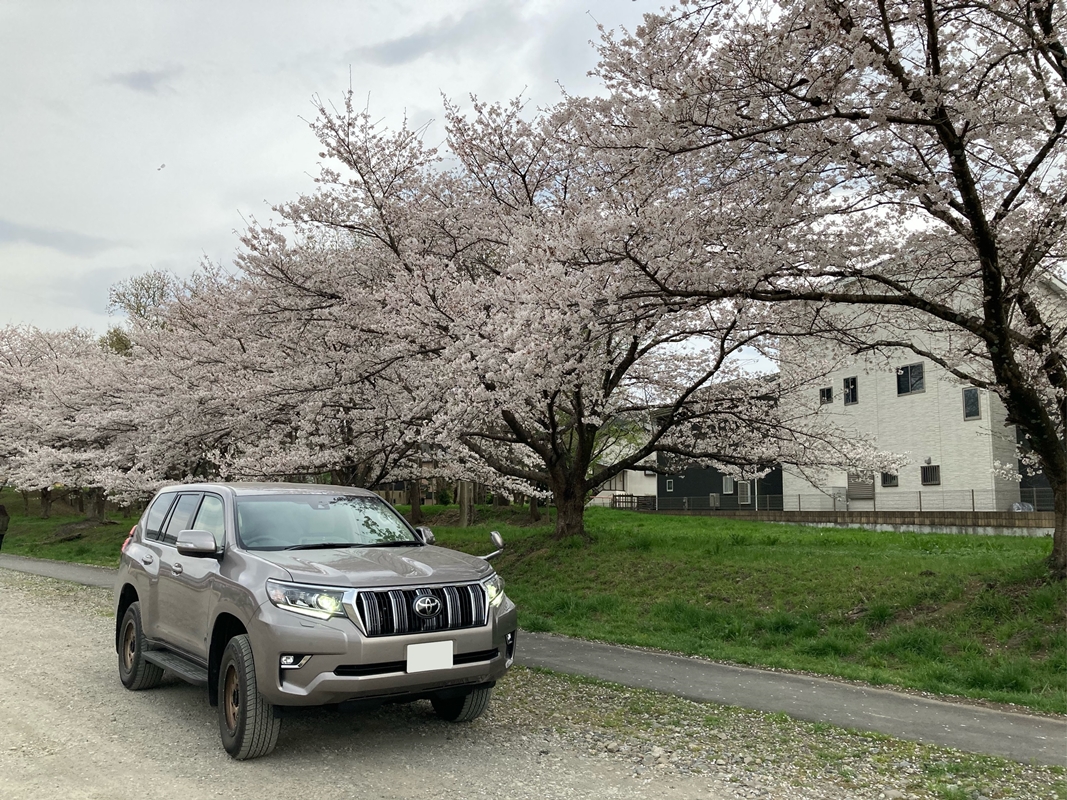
{"left": 413, "top": 595, "right": 443, "bottom": 618}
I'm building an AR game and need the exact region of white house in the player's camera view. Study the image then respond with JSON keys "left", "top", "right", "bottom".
{"left": 782, "top": 355, "right": 1024, "bottom": 512}
{"left": 588, "top": 462, "right": 659, "bottom": 506}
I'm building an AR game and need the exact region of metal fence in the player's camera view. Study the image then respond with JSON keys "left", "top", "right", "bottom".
{"left": 779, "top": 487, "right": 1054, "bottom": 513}
{"left": 588, "top": 494, "right": 657, "bottom": 510}
{"left": 599, "top": 487, "right": 1054, "bottom": 513}
{"left": 655, "top": 494, "right": 785, "bottom": 511}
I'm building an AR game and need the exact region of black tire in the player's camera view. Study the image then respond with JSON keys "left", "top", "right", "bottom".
{"left": 118, "top": 601, "right": 164, "bottom": 690}
{"left": 217, "top": 634, "right": 281, "bottom": 760}
{"left": 431, "top": 686, "right": 493, "bottom": 722}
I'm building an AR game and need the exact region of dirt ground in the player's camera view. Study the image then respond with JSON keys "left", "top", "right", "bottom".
{"left": 0, "top": 570, "right": 722, "bottom": 800}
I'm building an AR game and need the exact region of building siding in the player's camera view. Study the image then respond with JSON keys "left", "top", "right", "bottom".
{"left": 783, "top": 357, "right": 1022, "bottom": 511}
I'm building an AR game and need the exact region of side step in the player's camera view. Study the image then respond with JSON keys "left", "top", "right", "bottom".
{"left": 144, "top": 650, "right": 209, "bottom": 687}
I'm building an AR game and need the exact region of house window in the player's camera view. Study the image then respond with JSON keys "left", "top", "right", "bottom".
{"left": 880, "top": 472, "right": 898, "bottom": 488}
{"left": 920, "top": 465, "right": 941, "bottom": 485}
{"left": 843, "top": 377, "right": 858, "bottom": 405}
{"left": 897, "top": 363, "right": 925, "bottom": 395}
{"left": 737, "top": 481, "right": 751, "bottom": 504}
{"left": 819, "top": 387, "right": 833, "bottom": 404}
{"left": 722, "top": 475, "right": 735, "bottom": 494}
{"left": 603, "top": 472, "right": 626, "bottom": 492}
{"left": 962, "top": 387, "right": 980, "bottom": 420}
{"left": 847, "top": 472, "right": 874, "bottom": 499}
{"left": 665, "top": 479, "right": 674, "bottom": 493}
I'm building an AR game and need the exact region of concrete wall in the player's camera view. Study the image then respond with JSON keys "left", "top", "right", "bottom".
{"left": 643, "top": 508, "right": 1055, "bottom": 537}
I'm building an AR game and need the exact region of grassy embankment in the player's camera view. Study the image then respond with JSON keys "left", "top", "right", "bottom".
{"left": 420, "top": 504, "right": 1066, "bottom": 715}
{"left": 1, "top": 489, "right": 1063, "bottom": 714}
{"left": 0, "top": 488, "right": 139, "bottom": 566}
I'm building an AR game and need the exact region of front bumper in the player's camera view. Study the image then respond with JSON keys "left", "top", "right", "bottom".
{"left": 248, "top": 594, "right": 517, "bottom": 706}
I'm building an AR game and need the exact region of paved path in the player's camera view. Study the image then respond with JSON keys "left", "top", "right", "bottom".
{"left": 0, "top": 553, "right": 118, "bottom": 589}
{"left": 519, "top": 633, "right": 1066, "bottom": 767}
{"left": 2, "top": 552, "right": 1064, "bottom": 767}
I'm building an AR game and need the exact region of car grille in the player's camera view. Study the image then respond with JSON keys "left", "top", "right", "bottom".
{"left": 354, "top": 584, "right": 488, "bottom": 637}
{"left": 333, "top": 648, "right": 498, "bottom": 676}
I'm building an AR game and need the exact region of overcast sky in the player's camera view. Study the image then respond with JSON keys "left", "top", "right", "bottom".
{"left": 0, "top": 0, "right": 651, "bottom": 331}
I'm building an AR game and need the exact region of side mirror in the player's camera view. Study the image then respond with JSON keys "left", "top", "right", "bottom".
{"left": 176, "top": 529, "right": 221, "bottom": 558}
{"left": 414, "top": 525, "right": 436, "bottom": 545}
{"left": 481, "top": 530, "right": 505, "bottom": 561}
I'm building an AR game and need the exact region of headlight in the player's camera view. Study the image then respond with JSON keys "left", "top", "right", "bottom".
{"left": 483, "top": 573, "right": 505, "bottom": 608}
{"left": 266, "top": 579, "right": 348, "bottom": 620}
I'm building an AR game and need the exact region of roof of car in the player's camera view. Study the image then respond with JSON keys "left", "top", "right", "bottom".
{"left": 157, "top": 482, "right": 380, "bottom": 498}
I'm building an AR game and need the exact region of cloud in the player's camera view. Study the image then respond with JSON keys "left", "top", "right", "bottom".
{"left": 52, "top": 264, "right": 142, "bottom": 318}
{"left": 350, "top": 3, "right": 523, "bottom": 66}
{"left": 0, "top": 219, "right": 114, "bottom": 257}
{"left": 107, "top": 66, "right": 182, "bottom": 94}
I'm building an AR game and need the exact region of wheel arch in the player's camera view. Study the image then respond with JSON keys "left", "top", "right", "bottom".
{"left": 115, "top": 584, "right": 139, "bottom": 652}
{"left": 208, "top": 613, "right": 248, "bottom": 706}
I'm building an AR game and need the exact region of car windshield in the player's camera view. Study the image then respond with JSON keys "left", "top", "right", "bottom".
{"left": 235, "top": 494, "right": 418, "bottom": 551}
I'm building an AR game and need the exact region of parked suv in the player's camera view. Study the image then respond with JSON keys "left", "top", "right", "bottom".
{"left": 114, "top": 482, "right": 516, "bottom": 759}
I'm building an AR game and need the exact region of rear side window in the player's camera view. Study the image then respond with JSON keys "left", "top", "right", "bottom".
{"left": 144, "top": 494, "right": 177, "bottom": 542}
{"left": 162, "top": 493, "right": 204, "bottom": 546}
{"left": 192, "top": 494, "right": 226, "bottom": 547}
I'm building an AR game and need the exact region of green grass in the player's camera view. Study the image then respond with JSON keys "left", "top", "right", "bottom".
{"left": 415, "top": 504, "right": 1067, "bottom": 714}
{"left": 0, "top": 488, "right": 140, "bottom": 567}
{"left": 3, "top": 491, "right": 1064, "bottom": 713}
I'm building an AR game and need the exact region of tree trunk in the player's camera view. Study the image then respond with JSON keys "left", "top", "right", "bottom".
{"left": 40, "top": 488, "right": 52, "bottom": 519}
{"left": 331, "top": 465, "right": 370, "bottom": 488}
{"left": 458, "top": 481, "right": 472, "bottom": 528}
{"left": 0, "top": 504, "right": 8, "bottom": 551}
{"left": 1050, "top": 476, "right": 1066, "bottom": 580}
{"left": 76, "top": 490, "right": 85, "bottom": 513}
{"left": 19, "top": 490, "right": 29, "bottom": 515}
{"left": 529, "top": 494, "right": 541, "bottom": 522}
{"left": 552, "top": 485, "right": 587, "bottom": 540}
{"left": 408, "top": 480, "right": 423, "bottom": 525}
{"left": 85, "top": 488, "right": 108, "bottom": 522}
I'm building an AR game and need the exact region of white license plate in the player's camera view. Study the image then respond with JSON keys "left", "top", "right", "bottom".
{"left": 406, "top": 640, "right": 453, "bottom": 673}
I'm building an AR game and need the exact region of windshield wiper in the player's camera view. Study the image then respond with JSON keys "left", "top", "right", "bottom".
{"left": 281, "top": 540, "right": 421, "bottom": 551}
{"left": 351, "top": 540, "right": 421, "bottom": 548}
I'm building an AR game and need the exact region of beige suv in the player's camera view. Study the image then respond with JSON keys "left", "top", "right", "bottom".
{"left": 114, "top": 482, "right": 516, "bottom": 759}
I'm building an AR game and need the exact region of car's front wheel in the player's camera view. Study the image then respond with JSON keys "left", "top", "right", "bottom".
{"left": 118, "top": 601, "right": 164, "bottom": 690}
{"left": 431, "top": 686, "right": 493, "bottom": 722}
{"left": 217, "top": 634, "right": 281, "bottom": 760}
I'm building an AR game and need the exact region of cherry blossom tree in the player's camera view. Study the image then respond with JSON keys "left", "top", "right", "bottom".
{"left": 0, "top": 325, "right": 142, "bottom": 517}
{"left": 108, "top": 243, "right": 427, "bottom": 494}
{"left": 260, "top": 92, "right": 892, "bottom": 539}
{"left": 587, "top": 0, "right": 1067, "bottom": 575}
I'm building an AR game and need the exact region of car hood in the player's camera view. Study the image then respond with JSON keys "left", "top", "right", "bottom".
{"left": 252, "top": 545, "right": 494, "bottom": 588}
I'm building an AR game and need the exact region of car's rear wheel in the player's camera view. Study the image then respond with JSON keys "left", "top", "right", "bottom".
{"left": 431, "top": 686, "right": 492, "bottom": 722}
{"left": 118, "top": 601, "right": 164, "bottom": 690}
{"left": 217, "top": 634, "right": 281, "bottom": 759}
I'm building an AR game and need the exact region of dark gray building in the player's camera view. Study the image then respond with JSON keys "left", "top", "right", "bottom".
{"left": 657, "top": 464, "right": 783, "bottom": 510}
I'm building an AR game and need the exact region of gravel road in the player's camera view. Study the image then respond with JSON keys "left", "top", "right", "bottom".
{"left": 1, "top": 570, "right": 1061, "bottom": 800}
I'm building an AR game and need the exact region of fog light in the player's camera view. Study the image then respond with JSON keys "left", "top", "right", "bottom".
{"left": 505, "top": 632, "right": 516, "bottom": 667}
{"left": 280, "top": 654, "right": 310, "bottom": 669}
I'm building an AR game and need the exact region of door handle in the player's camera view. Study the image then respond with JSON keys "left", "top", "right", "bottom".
{"left": 172, "top": 563, "right": 184, "bottom": 576}
{"left": 141, "top": 554, "right": 154, "bottom": 565}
